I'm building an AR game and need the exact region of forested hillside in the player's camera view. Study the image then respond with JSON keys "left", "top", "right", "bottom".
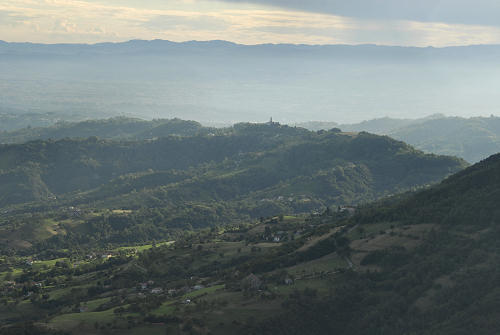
{"left": 6, "top": 115, "right": 500, "bottom": 163}
{"left": 336, "top": 115, "right": 500, "bottom": 162}
{"left": 0, "top": 136, "right": 497, "bottom": 335}
{"left": 0, "top": 122, "right": 466, "bottom": 253}
{"left": 390, "top": 116, "right": 500, "bottom": 163}
{"left": 251, "top": 152, "right": 500, "bottom": 334}
{"left": 0, "top": 123, "right": 464, "bottom": 207}
{"left": 0, "top": 118, "right": 206, "bottom": 144}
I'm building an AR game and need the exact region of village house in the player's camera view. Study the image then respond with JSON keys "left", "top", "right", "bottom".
{"left": 4, "top": 281, "right": 16, "bottom": 288}
{"left": 339, "top": 205, "right": 356, "bottom": 215}
{"left": 151, "top": 287, "right": 163, "bottom": 294}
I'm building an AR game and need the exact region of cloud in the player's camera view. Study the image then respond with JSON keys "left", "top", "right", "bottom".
{"left": 141, "top": 15, "right": 230, "bottom": 32}
{"left": 216, "top": 0, "right": 500, "bottom": 27}
{"left": 0, "top": 9, "right": 38, "bottom": 25}
{"left": 1, "top": 0, "right": 500, "bottom": 46}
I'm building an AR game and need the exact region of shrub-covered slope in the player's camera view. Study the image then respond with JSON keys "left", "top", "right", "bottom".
{"left": 252, "top": 153, "right": 500, "bottom": 335}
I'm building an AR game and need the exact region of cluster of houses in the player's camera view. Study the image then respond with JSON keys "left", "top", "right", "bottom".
{"left": 138, "top": 280, "right": 156, "bottom": 291}
{"left": 338, "top": 205, "right": 356, "bottom": 215}
{"left": 85, "top": 252, "right": 114, "bottom": 260}
{"left": 2, "top": 281, "right": 18, "bottom": 293}
{"left": 271, "top": 231, "right": 287, "bottom": 243}
{"left": 65, "top": 206, "right": 83, "bottom": 217}
{"left": 260, "top": 195, "right": 312, "bottom": 204}
{"left": 262, "top": 230, "right": 289, "bottom": 243}
{"left": 1, "top": 280, "right": 44, "bottom": 297}
{"left": 137, "top": 280, "right": 208, "bottom": 297}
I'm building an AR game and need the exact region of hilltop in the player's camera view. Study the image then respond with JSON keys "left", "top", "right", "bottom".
{"left": 0, "top": 117, "right": 206, "bottom": 144}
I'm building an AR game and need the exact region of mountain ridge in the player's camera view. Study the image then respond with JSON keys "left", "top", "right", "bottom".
{"left": 3, "top": 39, "right": 500, "bottom": 60}
{"left": 2, "top": 38, "right": 500, "bottom": 48}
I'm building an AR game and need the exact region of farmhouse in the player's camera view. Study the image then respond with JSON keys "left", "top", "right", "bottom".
{"left": 151, "top": 287, "right": 163, "bottom": 294}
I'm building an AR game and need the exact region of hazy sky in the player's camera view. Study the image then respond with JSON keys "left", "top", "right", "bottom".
{"left": 1, "top": 0, "right": 500, "bottom": 46}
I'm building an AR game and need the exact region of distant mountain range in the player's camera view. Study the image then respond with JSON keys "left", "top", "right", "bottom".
{"left": 2, "top": 39, "right": 500, "bottom": 59}
{"left": 2, "top": 39, "right": 500, "bottom": 125}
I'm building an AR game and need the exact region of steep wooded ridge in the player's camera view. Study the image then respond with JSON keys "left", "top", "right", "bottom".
{"left": 251, "top": 153, "right": 500, "bottom": 335}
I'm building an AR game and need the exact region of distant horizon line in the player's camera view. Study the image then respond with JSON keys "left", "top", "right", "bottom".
{"left": 1, "top": 38, "right": 499, "bottom": 49}
{"left": 5, "top": 112, "right": 500, "bottom": 126}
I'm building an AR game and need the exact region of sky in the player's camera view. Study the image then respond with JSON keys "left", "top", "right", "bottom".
{"left": 1, "top": 0, "right": 500, "bottom": 46}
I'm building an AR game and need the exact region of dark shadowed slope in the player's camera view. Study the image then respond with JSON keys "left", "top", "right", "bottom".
{"left": 252, "top": 152, "right": 500, "bottom": 335}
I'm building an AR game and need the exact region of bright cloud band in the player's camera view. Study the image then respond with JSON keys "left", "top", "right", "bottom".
{"left": 1, "top": 0, "right": 500, "bottom": 46}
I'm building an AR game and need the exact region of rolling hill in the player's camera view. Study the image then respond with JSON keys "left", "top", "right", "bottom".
{"left": 0, "top": 122, "right": 466, "bottom": 253}
{"left": 0, "top": 118, "right": 206, "bottom": 144}
{"left": 5, "top": 114, "right": 500, "bottom": 164}
{"left": 1, "top": 142, "right": 499, "bottom": 335}
{"left": 332, "top": 115, "right": 500, "bottom": 163}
